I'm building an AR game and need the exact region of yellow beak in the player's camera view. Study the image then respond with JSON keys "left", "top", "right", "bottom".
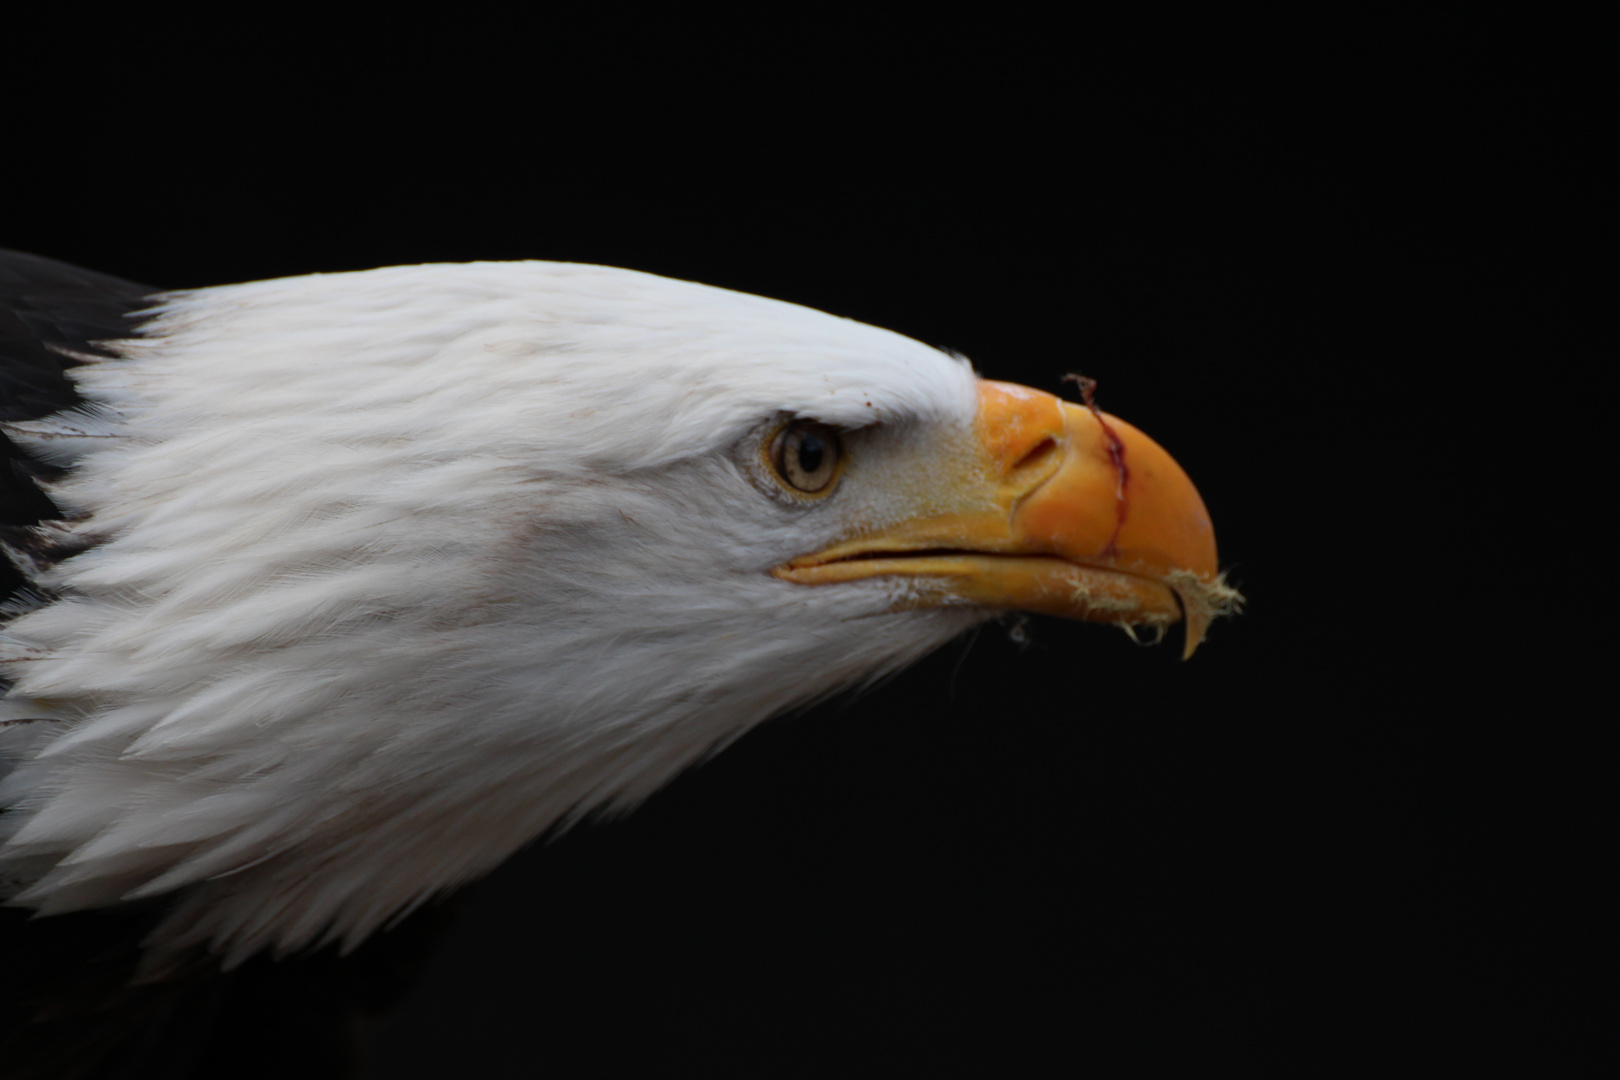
{"left": 773, "top": 380, "right": 1240, "bottom": 657}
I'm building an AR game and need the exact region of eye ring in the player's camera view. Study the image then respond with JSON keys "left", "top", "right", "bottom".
{"left": 767, "top": 420, "right": 844, "bottom": 496}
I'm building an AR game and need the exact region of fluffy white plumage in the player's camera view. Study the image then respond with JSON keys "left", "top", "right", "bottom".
{"left": 0, "top": 262, "right": 993, "bottom": 967}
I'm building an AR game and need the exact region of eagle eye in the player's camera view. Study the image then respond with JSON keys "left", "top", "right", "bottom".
{"left": 769, "top": 421, "right": 843, "bottom": 496}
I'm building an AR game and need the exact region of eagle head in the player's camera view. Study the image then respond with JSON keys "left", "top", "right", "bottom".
{"left": 0, "top": 260, "right": 1238, "bottom": 968}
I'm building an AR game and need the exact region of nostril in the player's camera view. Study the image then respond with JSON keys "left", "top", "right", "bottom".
{"left": 1012, "top": 436, "right": 1058, "bottom": 473}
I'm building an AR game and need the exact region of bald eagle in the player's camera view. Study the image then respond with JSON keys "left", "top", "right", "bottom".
{"left": 0, "top": 250, "right": 1238, "bottom": 988}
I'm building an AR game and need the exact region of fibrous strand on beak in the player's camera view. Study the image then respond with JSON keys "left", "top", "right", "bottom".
{"left": 1062, "top": 373, "right": 1128, "bottom": 556}
{"left": 1166, "top": 569, "right": 1245, "bottom": 659}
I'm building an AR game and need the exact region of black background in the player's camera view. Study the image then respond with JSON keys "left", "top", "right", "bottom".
{"left": 4, "top": 17, "right": 1579, "bottom": 1076}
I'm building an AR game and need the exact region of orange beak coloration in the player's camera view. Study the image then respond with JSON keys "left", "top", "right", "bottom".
{"left": 774, "top": 380, "right": 1240, "bottom": 657}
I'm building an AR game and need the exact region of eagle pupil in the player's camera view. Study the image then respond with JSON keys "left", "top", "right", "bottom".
{"left": 797, "top": 434, "right": 824, "bottom": 475}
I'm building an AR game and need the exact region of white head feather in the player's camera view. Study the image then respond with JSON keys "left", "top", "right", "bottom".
{"left": 0, "top": 262, "right": 987, "bottom": 967}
